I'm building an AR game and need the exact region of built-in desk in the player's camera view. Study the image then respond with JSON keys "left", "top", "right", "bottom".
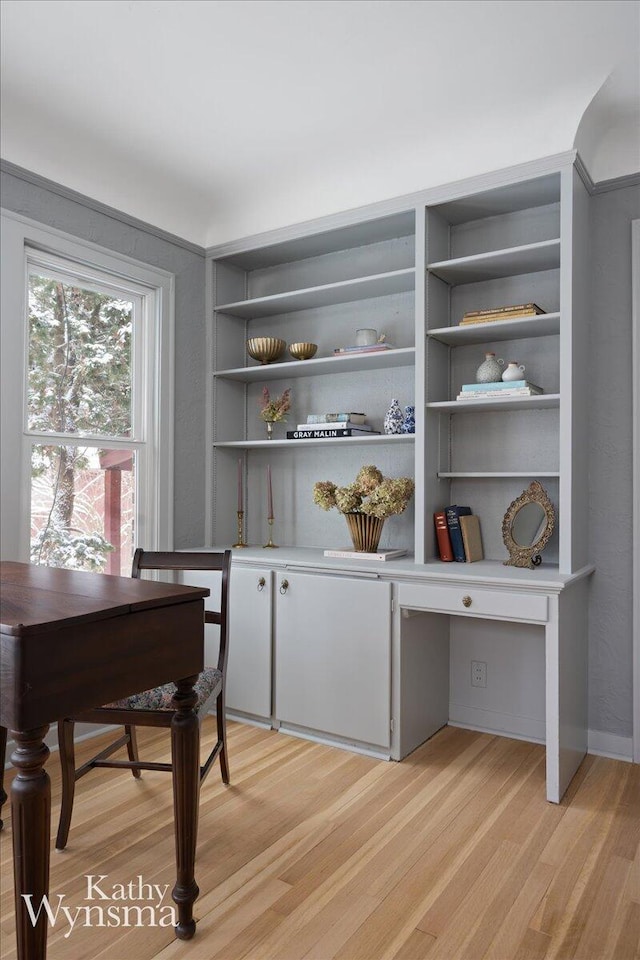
{"left": 392, "top": 560, "right": 594, "bottom": 803}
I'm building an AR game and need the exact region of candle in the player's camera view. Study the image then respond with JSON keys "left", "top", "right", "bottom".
{"left": 267, "top": 464, "right": 274, "bottom": 519}
{"left": 237, "top": 459, "right": 243, "bottom": 512}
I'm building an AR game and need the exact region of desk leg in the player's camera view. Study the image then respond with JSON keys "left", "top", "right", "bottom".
{"left": 0, "top": 725, "right": 7, "bottom": 829}
{"left": 170, "top": 676, "right": 200, "bottom": 940}
{"left": 10, "top": 725, "right": 51, "bottom": 960}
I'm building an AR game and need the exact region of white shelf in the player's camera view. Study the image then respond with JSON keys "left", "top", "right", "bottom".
{"left": 427, "top": 313, "right": 560, "bottom": 346}
{"left": 215, "top": 267, "right": 415, "bottom": 318}
{"left": 428, "top": 239, "right": 560, "bottom": 285}
{"left": 427, "top": 394, "right": 560, "bottom": 413}
{"left": 437, "top": 471, "right": 560, "bottom": 479}
{"left": 214, "top": 347, "right": 416, "bottom": 381}
{"left": 214, "top": 434, "right": 415, "bottom": 449}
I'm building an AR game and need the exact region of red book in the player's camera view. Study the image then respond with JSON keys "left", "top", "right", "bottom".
{"left": 434, "top": 511, "right": 454, "bottom": 561}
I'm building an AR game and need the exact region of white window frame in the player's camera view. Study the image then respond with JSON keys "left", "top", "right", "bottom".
{"left": 1, "top": 209, "right": 175, "bottom": 562}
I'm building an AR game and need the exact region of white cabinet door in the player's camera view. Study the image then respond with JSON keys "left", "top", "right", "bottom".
{"left": 227, "top": 566, "right": 272, "bottom": 719}
{"left": 275, "top": 572, "right": 392, "bottom": 748}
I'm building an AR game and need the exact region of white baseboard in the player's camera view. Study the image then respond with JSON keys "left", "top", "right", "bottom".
{"left": 587, "top": 730, "right": 633, "bottom": 762}
{"left": 449, "top": 709, "right": 634, "bottom": 763}
{"left": 448, "top": 704, "right": 546, "bottom": 744}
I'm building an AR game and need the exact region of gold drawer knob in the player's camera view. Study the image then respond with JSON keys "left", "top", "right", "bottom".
{"left": 462, "top": 595, "right": 472, "bottom": 608}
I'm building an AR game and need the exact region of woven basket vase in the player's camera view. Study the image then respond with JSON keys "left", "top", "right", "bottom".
{"left": 344, "top": 512, "right": 385, "bottom": 553}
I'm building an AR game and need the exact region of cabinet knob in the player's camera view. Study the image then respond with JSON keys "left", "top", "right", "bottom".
{"left": 462, "top": 595, "right": 472, "bottom": 608}
{"left": 279, "top": 578, "right": 289, "bottom": 595}
{"left": 257, "top": 577, "right": 266, "bottom": 591}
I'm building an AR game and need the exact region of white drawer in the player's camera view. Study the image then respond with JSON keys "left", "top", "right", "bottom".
{"left": 398, "top": 582, "right": 548, "bottom": 623}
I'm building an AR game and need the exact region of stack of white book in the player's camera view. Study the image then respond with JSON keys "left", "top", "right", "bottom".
{"left": 456, "top": 380, "right": 544, "bottom": 400}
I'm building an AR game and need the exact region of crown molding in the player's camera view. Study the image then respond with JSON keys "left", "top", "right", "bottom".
{"left": 592, "top": 171, "right": 640, "bottom": 195}
{"left": 0, "top": 159, "right": 206, "bottom": 257}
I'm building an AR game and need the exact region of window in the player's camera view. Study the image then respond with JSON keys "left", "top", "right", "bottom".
{"left": 1, "top": 212, "right": 174, "bottom": 568}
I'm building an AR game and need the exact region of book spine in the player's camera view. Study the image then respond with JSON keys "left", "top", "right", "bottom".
{"left": 461, "top": 380, "right": 527, "bottom": 391}
{"left": 459, "top": 313, "right": 540, "bottom": 326}
{"left": 306, "top": 413, "right": 365, "bottom": 423}
{"left": 287, "top": 428, "right": 364, "bottom": 439}
{"left": 323, "top": 549, "right": 403, "bottom": 560}
{"left": 457, "top": 388, "right": 541, "bottom": 399}
{"left": 462, "top": 302, "right": 543, "bottom": 319}
{"left": 434, "top": 511, "right": 454, "bottom": 561}
{"left": 445, "top": 507, "right": 470, "bottom": 562}
{"left": 334, "top": 345, "right": 391, "bottom": 354}
{"left": 296, "top": 422, "right": 372, "bottom": 431}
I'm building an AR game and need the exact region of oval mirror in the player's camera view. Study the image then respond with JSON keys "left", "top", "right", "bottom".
{"left": 511, "top": 502, "right": 547, "bottom": 547}
{"left": 502, "top": 481, "right": 555, "bottom": 569}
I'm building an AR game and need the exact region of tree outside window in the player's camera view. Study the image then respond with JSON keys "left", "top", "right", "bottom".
{"left": 28, "top": 271, "right": 137, "bottom": 573}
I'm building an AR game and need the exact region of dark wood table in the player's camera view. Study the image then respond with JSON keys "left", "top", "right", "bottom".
{"left": 0, "top": 561, "right": 210, "bottom": 960}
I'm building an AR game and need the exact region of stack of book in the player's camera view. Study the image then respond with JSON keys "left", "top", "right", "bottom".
{"left": 459, "top": 303, "right": 545, "bottom": 326}
{"left": 434, "top": 506, "right": 483, "bottom": 562}
{"left": 287, "top": 412, "right": 379, "bottom": 440}
{"left": 456, "top": 380, "right": 544, "bottom": 400}
{"left": 333, "top": 343, "right": 394, "bottom": 356}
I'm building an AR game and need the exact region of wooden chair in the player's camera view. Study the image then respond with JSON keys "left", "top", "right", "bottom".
{"left": 55, "top": 549, "right": 231, "bottom": 850}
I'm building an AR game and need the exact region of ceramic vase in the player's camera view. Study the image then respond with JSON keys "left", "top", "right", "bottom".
{"left": 476, "top": 352, "right": 504, "bottom": 383}
{"left": 384, "top": 398, "right": 404, "bottom": 434}
{"left": 401, "top": 405, "right": 415, "bottom": 434}
{"left": 502, "top": 362, "right": 526, "bottom": 382}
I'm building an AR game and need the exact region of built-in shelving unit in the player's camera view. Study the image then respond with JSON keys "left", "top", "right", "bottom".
{"left": 208, "top": 160, "right": 589, "bottom": 573}
{"left": 420, "top": 167, "right": 589, "bottom": 572}
{"left": 206, "top": 157, "right": 593, "bottom": 794}
{"left": 209, "top": 210, "right": 417, "bottom": 550}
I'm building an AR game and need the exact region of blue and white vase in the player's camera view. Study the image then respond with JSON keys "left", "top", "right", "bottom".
{"left": 384, "top": 398, "right": 404, "bottom": 435}
{"left": 401, "top": 405, "right": 415, "bottom": 434}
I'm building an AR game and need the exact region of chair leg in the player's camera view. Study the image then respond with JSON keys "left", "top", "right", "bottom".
{"left": 216, "top": 692, "right": 230, "bottom": 784}
{"left": 0, "top": 726, "right": 7, "bottom": 830}
{"left": 56, "top": 719, "right": 76, "bottom": 850}
{"left": 125, "top": 725, "right": 142, "bottom": 779}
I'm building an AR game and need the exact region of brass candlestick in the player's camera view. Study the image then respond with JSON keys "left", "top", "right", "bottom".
{"left": 263, "top": 517, "right": 278, "bottom": 548}
{"left": 232, "top": 511, "right": 247, "bottom": 548}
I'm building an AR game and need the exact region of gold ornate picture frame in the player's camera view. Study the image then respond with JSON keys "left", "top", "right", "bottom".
{"left": 502, "top": 481, "right": 555, "bottom": 569}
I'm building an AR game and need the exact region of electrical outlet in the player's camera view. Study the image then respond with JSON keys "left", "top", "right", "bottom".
{"left": 471, "top": 660, "right": 487, "bottom": 687}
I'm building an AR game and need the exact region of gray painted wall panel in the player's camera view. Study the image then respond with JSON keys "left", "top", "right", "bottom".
{"left": 0, "top": 169, "right": 207, "bottom": 548}
{"left": 588, "top": 182, "right": 640, "bottom": 739}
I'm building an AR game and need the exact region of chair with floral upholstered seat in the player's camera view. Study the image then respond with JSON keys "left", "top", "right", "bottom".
{"left": 55, "top": 548, "right": 231, "bottom": 850}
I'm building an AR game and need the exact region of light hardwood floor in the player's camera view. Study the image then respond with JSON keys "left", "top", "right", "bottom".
{"left": 1, "top": 721, "right": 638, "bottom": 960}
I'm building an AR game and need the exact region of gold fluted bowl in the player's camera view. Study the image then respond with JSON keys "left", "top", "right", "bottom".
{"left": 289, "top": 342, "right": 318, "bottom": 360}
{"left": 246, "top": 337, "right": 286, "bottom": 364}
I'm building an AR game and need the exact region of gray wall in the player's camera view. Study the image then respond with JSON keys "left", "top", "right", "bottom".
{"left": 589, "top": 181, "right": 640, "bottom": 740}
{"left": 0, "top": 167, "right": 207, "bottom": 548}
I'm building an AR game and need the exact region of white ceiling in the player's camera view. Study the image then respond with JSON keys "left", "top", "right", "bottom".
{"left": 1, "top": 0, "right": 638, "bottom": 248}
